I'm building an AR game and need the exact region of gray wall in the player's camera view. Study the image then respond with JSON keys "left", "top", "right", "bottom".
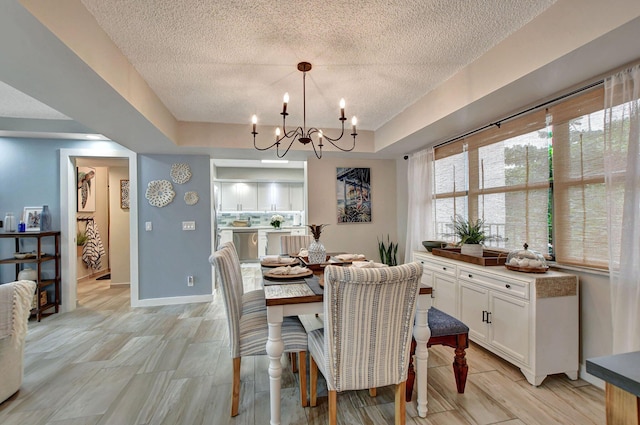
{"left": 137, "top": 154, "right": 212, "bottom": 299}
{"left": 0, "top": 137, "right": 123, "bottom": 283}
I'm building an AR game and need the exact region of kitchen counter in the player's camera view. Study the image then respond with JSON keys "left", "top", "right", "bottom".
{"left": 586, "top": 351, "right": 640, "bottom": 424}
{"left": 219, "top": 226, "right": 305, "bottom": 231}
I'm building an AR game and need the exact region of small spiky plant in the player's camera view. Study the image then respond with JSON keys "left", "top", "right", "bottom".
{"left": 307, "top": 224, "right": 328, "bottom": 240}
{"left": 453, "top": 215, "right": 486, "bottom": 245}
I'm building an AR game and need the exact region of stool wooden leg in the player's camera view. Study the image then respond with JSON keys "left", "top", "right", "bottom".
{"left": 453, "top": 334, "right": 468, "bottom": 393}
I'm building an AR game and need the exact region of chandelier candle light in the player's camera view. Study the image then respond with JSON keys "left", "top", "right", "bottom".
{"left": 252, "top": 62, "right": 357, "bottom": 159}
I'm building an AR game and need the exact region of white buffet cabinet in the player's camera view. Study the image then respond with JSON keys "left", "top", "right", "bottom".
{"left": 413, "top": 251, "right": 579, "bottom": 386}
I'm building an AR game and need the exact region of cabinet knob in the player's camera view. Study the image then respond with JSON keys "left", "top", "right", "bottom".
{"left": 505, "top": 284, "right": 511, "bottom": 289}
{"left": 442, "top": 267, "right": 447, "bottom": 271}
{"left": 468, "top": 274, "right": 473, "bottom": 278}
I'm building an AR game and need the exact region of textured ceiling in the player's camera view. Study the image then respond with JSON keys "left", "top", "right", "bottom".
{"left": 74, "top": 0, "right": 556, "bottom": 131}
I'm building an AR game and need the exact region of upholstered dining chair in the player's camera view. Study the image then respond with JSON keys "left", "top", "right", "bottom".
{"left": 308, "top": 262, "right": 423, "bottom": 425}
{"left": 218, "top": 241, "right": 265, "bottom": 314}
{"left": 210, "top": 248, "right": 309, "bottom": 416}
{"left": 280, "top": 234, "right": 314, "bottom": 256}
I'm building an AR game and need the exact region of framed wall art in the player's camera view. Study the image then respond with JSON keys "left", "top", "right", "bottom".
{"left": 77, "top": 167, "right": 96, "bottom": 212}
{"left": 23, "top": 206, "right": 43, "bottom": 232}
{"left": 120, "top": 179, "right": 130, "bottom": 209}
{"left": 336, "top": 167, "right": 371, "bottom": 223}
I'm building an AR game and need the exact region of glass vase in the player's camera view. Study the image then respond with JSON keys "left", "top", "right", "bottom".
{"left": 308, "top": 238, "right": 326, "bottom": 264}
{"left": 40, "top": 205, "right": 52, "bottom": 232}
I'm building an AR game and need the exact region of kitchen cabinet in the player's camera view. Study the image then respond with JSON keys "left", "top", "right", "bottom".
{"left": 258, "top": 182, "right": 304, "bottom": 211}
{"left": 413, "top": 251, "right": 579, "bottom": 386}
{"left": 258, "top": 182, "right": 290, "bottom": 211}
{"left": 219, "top": 229, "right": 233, "bottom": 246}
{"left": 289, "top": 183, "right": 304, "bottom": 211}
{"left": 219, "top": 182, "right": 257, "bottom": 211}
{"left": 0, "top": 231, "right": 61, "bottom": 321}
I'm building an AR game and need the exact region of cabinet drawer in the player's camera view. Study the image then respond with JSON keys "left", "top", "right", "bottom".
{"left": 416, "top": 257, "right": 456, "bottom": 277}
{"left": 458, "top": 267, "right": 529, "bottom": 300}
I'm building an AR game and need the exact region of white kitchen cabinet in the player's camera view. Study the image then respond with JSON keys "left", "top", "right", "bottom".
{"left": 219, "top": 182, "right": 257, "bottom": 211}
{"left": 258, "top": 182, "right": 290, "bottom": 211}
{"left": 258, "top": 230, "right": 268, "bottom": 257}
{"left": 290, "top": 227, "right": 306, "bottom": 236}
{"left": 289, "top": 183, "right": 304, "bottom": 211}
{"left": 413, "top": 251, "right": 578, "bottom": 386}
{"left": 219, "top": 229, "right": 233, "bottom": 245}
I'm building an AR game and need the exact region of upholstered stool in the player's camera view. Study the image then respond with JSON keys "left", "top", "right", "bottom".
{"left": 406, "top": 307, "right": 469, "bottom": 401}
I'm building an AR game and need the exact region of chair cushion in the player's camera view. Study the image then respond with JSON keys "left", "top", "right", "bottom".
{"left": 239, "top": 310, "right": 308, "bottom": 356}
{"left": 428, "top": 308, "right": 469, "bottom": 337}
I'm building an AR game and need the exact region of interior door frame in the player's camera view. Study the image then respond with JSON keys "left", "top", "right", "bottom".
{"left": 59, "top": 148, "right": 139, "bottom": 312}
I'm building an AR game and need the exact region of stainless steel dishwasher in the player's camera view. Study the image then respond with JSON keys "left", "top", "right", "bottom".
{"left": 232, "top": 230, "right": 259, "bottom": 261}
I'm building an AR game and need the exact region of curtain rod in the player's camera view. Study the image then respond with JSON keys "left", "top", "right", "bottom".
{"left": 404, "top": 78, "right": 604, "bottom": 160}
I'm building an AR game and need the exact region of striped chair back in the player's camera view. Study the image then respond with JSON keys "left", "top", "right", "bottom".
{"left": 322, "top": 262, "right": 422, "bottom": 392}
{"left": 219, "top": 241, "right": 244, "bottom": 299}
{"left": 210, "top": 247, "right": 244, "bottom": 357}
{"left": 280, "top": 235, "right": 314, "bottom": 255}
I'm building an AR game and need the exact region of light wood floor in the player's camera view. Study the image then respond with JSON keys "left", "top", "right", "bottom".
{"left": 0, "top": 265, "right": 605, "bottom": 425}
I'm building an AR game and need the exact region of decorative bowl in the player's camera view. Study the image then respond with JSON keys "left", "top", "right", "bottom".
{"left": 422, "top": 241, "right": 446, "bottom": 252}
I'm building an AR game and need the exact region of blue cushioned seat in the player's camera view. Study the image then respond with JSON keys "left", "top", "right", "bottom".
{"left": 428, "top": 307, "right": 469, "bottom": 337}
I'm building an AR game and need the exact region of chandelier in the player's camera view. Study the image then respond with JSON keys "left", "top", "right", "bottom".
{"left": 252, "top": 62, "right": 357, "bottom": 159}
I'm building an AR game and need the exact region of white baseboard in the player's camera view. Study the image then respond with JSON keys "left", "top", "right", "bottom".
{"left": 579, "top": 363, "right": 605, "bottom": 389}
{"left": 133, "top": 294, "right": 213, "bottom": 307}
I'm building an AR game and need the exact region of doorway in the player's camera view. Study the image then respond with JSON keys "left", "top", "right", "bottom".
{"left": 75, "top": 157, "right": 129, "bottom": 290}
{"left": 60, "top": 148, "right": 139, "bottom": 313}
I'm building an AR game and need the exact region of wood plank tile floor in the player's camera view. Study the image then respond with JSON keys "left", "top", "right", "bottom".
{"left": 0, "top": 265, "right": 605, "bottom": 424}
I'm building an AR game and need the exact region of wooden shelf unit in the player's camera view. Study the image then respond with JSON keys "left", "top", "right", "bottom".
{"left": 0, "top": 231, "right": 61, "bottom": 321}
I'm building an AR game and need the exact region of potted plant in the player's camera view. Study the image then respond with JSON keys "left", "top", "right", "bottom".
{"left": 378, "top": 234, "right": 398, "bottom": 266}
{"left": 453, "top": 215, "right": 486, "bottom": 256}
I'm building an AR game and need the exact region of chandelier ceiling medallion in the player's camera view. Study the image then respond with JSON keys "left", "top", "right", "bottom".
{"left": 252, "top": 62, "right": 357, "bottom": 159}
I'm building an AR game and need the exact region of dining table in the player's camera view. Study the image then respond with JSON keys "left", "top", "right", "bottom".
{"left": 261, "top": 257, "right": 433, "bottom": 425}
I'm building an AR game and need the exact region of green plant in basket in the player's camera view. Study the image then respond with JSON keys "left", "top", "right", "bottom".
{"left": 453, "top": 215, "right": 486, "bottom": 245}
{"left": 77, "top": 231, "right": 88, "bottom": 246}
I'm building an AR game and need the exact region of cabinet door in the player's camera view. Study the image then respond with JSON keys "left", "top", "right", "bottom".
{"left": 489, "top": 291, "right": 529, "bottom": 365}
{"left": 219, "top": 182, "right": 237, "bottom": 211}
{"left": 219, "top": 230, "right": 233, "bottom": 245}
{"left": 289, "top": 183, "right": 304, "bottom": 211}
{"left": 236, "top": 182, "right": 257, "bottom": 211}
{"left": 459, "top": 280, "right": 489, "bottom": 343}
{"left": 272, "top": 183, "right": 290, "bottom": 210}
{"left": 257, "top": 183, "right": 273, "bottom": 210}
{"left": 433, "top": 274, "right": 458, "bottom": 318}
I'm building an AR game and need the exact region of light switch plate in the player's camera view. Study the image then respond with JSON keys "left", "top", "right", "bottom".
{"left": 182, "top": 221, "right": 196, "bottom": 231}
{"left": 145, "top": 221, "right": 152, "bottom": 231}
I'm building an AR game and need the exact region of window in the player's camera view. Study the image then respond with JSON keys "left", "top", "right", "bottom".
{"left": 432, "top": 86, "right": 616, "bottom": 269}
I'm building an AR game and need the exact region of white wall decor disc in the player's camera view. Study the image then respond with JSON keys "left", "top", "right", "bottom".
{"left": 184, "top": 191, "right": 199, "bottom": 205}
{"left": 146, "top": 180, "right": 175, "bottom": 207}
{"left": 170, "top": 163, "right": 192, "bottom": 184}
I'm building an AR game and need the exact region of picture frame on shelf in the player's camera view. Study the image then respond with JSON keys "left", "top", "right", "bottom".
{"left": 23, "top": 206, "right": 43, "bottom": 232}
{"left": 120, "top": 179, "right": 130, "bottom": 209}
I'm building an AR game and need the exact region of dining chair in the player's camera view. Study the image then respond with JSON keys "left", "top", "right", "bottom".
{"left": 280, "top": 234, "right": 314, "bottom": 255}
{"left": 308, "top": 262, "right": 423, "bottom": 425}
{"left": 210, "top": 247, "right": 309, "bottom": 416}
{"left": 218, "top": 241, "right": 265, "bottom": 314}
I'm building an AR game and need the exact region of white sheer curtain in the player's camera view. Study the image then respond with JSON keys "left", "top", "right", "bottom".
{"left": 404, "top": 149, "right": 435, "bottom": 263}
{"left": 604, "top": 64, "right": 640, "bottom": 354}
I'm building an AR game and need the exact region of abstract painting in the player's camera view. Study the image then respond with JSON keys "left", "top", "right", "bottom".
{"left": 337, "top": 167, "right": 371, "bottom": 223}
{"left": 120, "top": 179, "right": 130, "bottom": 209}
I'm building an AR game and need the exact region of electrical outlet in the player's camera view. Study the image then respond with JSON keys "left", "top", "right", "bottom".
{"left": 182, "top": 221, "right": 196, "bottom": 231}
{"left": 145, "top": 221, "right": 152, "bottom": 231}
{"left": 187, "top": 275, "right": 194, "bottom": 286}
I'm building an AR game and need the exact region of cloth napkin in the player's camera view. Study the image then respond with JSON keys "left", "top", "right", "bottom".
{"left": 268, "top": 265, "right": 309, "bottom": 275}
{"left": 262, "top": 255, "right": 296, "bottom": 264}
{"left": 351, "top": 260, "right": 388, "bottom": 268}
{"left": 335, "top": 253, "right": 366, "bottom": 262}
{"left": 298, "top": 248, "right": 309, "bottom": 257}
